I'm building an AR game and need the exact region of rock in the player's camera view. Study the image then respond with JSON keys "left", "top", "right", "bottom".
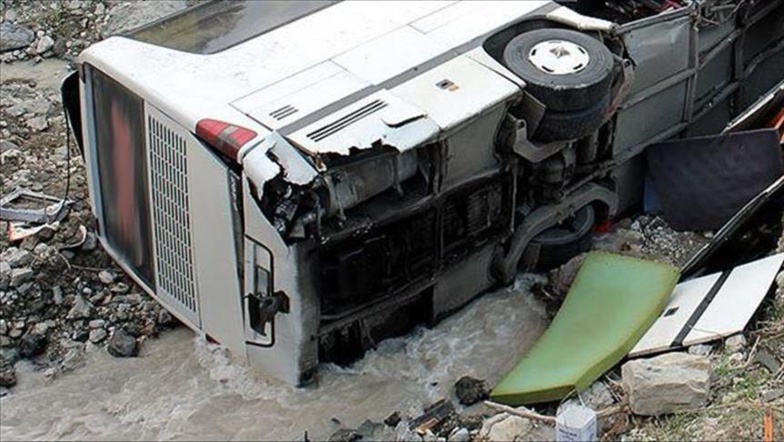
{"left": 0, "top": 22, "right": 34, "bottom": 53}
{"left": 19, "top": 331, "right": 47, "bottom": 358}
{"left": 356, "top": 420, "right": 386, "bottom": 440}
{"left": 26, "top": 116, "right": 48, "bottom": 132}
{"left": 0, "top": 261, "right": 11, "bottom": 285}
{"left": 454, "top": 376, "right": 489, "bottom": 406}
{"left": 33, "top": 242, "right": 56, "bottom": 260}
{"left": 728, "top": 352, "right": 745, "bottom": 367}
{"left": 95, "top": 3, "right": 106, "bottom": 15}
{"left": 89, "top": 328, "right": 107, "bottom": 343}
{"left": 61, "top": 346, "right": 85, "bottom": 372}
{"left": 0, "top": 320, "right": 6, "bottom": 336}
{"left": 67, "top": 295, "right": 93, "bottom": 319}
{"left": 754, "top": 349, "right": 781, "bottom": 374}
{"left": 622, "top": 352, "right": 711, "bottom": 416}
{"left": 762, "top": 389, "right": 784, "bottom": 402}
{"left": 110, "top": 282, "right": 129, "bottom": 293}
{"left": 126, "top": 293, "right": 143, "bottom": 305}
{"left": 107, "top": 329, "right": 138, "bottom": 357}
{"left": 688, "top": 344, "right": 713, "bottom": 356}
{"left": 81, "top": 232, "right": 97, "bottom": 251}
{"left": 447, "top": 427, "right": 470, "bottom": 442}
{"left": 35, "top": 35, "right": 55, "bottom": 54}
{"left": 10, "top": 267, "right": 34, "bottom": 287}
{"left": 98, "top": 270, "right": 115, "bottom": 285}
{"left": 3, "top": 248, "right": 33, "bottom": 268}
{"left": 157, "top": 309, "right": 173, "bottom": 326}
{"left": 0, "top": 362, "right": 16, "bottom": 387}
{"left": 102, "top": 1, "right": 187, "bottom": 35}
{"left": 384, "top": 411, "right": 401, "bottom": 427}
{"left": 0, "top": 348, "right": 20, "bottom": 366}
{"left": 52, "top": 286, "right": 63, "bottom": 305}
{"left": 72, "top": 328, "right": 89, "bottom": 343}
{"left": 89, "top": 319, "right": 105, "bottom": 329}
{"left": 547, "top": 253, "right": 587, "bottom": 297}
{"left": 479, "top": 413, "right": 532, "bottom": 441}
{"left": 395, "top": 423, "right": 424, "bottom": 442}
{"left": 725, "top": 334, "right": 746, "bottom": 353}
{"left": 581, "top": 381, "right": 615, "bottom": 410}
{"left": 327, "top": 428, "right": 362, "bottom": 442}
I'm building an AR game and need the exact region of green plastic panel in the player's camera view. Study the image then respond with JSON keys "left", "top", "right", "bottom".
{"left": 491, "top": 252, "right": 680, "bottom": 405}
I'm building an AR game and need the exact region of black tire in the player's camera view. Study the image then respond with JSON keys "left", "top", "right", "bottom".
{"left": 503, "top": 28, "right": 614, "bottom": 112}
{"left": 533, "top": 93, "right": 610, "bottom": 141}
{"left": 532, "top": 205, "right": 595, "bottom": 270}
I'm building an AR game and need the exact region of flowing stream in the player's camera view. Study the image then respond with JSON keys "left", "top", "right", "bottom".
{"left": 0, "top": 277, "right": 548, "bottom": 441}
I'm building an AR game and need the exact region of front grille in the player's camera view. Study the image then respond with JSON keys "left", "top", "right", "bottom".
{"left": 147, "top": 115, "right": 198, "bottom": 316}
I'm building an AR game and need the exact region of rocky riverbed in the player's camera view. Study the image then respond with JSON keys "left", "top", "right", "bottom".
{"left": 2, "top": 1, "right": 783, "bottom": 441}
{"left": 0, "top": 0, "right": 188, "bottom": 395}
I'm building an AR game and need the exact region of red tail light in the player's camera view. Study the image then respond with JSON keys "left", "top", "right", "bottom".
{"left": 196, "top": 119, "right": 257, "bottom": 161}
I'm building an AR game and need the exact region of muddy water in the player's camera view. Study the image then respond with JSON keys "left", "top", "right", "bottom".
{"left": 0, "top": 277, "right": 548, "bottom": 441}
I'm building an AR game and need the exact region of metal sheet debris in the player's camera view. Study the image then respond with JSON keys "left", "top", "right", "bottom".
{"left": 0, "top": 188, "right": 71, "bottom": 225}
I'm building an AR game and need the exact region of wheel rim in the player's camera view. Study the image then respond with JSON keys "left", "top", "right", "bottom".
{"left": 528, "top": 39, "right": 590, "bottom": 75}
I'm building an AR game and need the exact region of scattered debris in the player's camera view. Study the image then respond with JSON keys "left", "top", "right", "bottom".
{"left": 621, "top": 352, "right": 711, "bottom": 416}
{"left": 0, "top": 188, "right": 70, "bottom": 224}
{"left": 409, "top": 399, "right": 458, "bottom": 436}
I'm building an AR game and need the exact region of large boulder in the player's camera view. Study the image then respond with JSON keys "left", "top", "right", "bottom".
{"left": 622, "top": 352, "right": 711, "bottom": 416}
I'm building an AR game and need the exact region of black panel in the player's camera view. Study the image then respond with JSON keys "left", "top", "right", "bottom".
{"left": 89, "top": 67, "right": 155, "bottom": 287}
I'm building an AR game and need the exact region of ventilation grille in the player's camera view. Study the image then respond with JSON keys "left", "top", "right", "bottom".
{"left": 147, "top": 116, "right": 198, "bottom": 315}
{"left": 269, "top": 104, "right": 298, "bottom": 121}
{"left": 307, "top": 99, "right": 388, "bottom": 142}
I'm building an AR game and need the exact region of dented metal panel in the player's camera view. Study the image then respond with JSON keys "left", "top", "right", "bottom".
{"left": 619, "top": 13, "right": 691, "bottom": 95}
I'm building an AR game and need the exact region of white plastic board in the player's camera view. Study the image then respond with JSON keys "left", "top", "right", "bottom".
{"left": 630, "top": 253, "right": 784, "bottom": 357}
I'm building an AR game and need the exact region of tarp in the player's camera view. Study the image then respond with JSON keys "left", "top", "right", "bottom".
{"left": 491, "top": 252, "right": 679, "bottom": 405}
{"left": 645, "top": 128, "right": 783, "bottom": 231}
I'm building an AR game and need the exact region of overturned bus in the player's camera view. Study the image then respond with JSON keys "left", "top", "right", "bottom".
{"left": 61, "top": 0, "right": 784, "bottom": 385}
